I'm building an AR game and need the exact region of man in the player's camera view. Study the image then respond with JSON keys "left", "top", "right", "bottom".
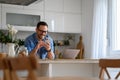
{"left": 24, "top": 21, "right": 55, "bottom": 59}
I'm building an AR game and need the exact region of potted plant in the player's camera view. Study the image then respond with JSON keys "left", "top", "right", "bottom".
{"left": 0, "top": 24, "right": 24, "bottom": 57}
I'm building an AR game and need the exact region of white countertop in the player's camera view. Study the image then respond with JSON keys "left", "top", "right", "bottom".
{"left": 38, "top": 59, "right": 99, "bottom": 64}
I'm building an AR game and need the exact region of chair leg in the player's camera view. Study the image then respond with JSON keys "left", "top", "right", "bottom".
{"left": 10, "top": 70, "right": 19, "bottom": 80}
{"left": 104, "top": 68, "right": 111, "bottom": 79}
{"left": 27, "top": 70, "right": 37, "bottom": 80}
{"left": 3, "top": 69, "right": 11, "bottom": 80}
{"left": 115, "top": 72, "right": 120, "bottom": 79}
{"left": 99, "top": 68, "right": 104, "bottom": 79}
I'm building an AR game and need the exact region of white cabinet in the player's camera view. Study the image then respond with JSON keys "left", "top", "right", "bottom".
{"left": 64, "top": 0, "right": 81, "bottom": 13}
{"left": 0, "top": 0, "right": 82, "bottom": 33}
{"left": 1, "top": 7, "right": 44, "bottom": 31}
{"left": 63, "top": 0, "right": 82, "bottom": 33}
{"left": 45, "top": 0, "right": 64, "bottom": 33}
{"left": 45, "top": 0, "right": 82, "bottom": 33}
{"left": 45, "top": 12, "right": 64, "bottom": 32}
{"left": 45, "top": 12, "right": 81, "bottom": 33}
{"left": 45, "top": 0, "right": 64, "bottom": 12}
{"left": 0, "top": 4, "right": 1, "bottom": 28}
{"left": 45, "top": 0, "right": 81, "bottom": 13}
{"left": 64, "top": 13, "right": 81, "bottom": 33}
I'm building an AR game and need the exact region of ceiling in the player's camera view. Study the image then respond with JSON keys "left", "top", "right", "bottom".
{"left": 0, "top": 0, "right": 37, "bottom": 6}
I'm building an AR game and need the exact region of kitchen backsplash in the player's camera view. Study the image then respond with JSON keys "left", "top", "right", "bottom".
{"left": 0, "top": 31, "right": 80, "bottom": 56}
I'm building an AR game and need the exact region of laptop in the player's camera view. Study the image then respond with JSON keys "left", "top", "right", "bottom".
{"left": 62, "top": 49, "right": 80, "bottom": 59}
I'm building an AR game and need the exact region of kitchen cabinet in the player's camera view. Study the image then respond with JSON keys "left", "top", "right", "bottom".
{"left": 1, "top": 6, "right": 44, "bottom": 31}
{"left": 0, "top": 4, "right": 1, "bottom": 28}
{"left": 45, "top": 12, "right": 64, "bottom": 32}
{"left": 45, "top": 0, "right": 64, "bottom": 32}
{"left": 64, "top": 0, "right": 81, "bottom": 13}
{"left": 45, "top": 12, "right": 81, "bottom": 33}
{"left": 45, "top": 0, "right": 64, "bottom": 12}
{"left": 64, "top": 13, "right": 81, "bottom": 33}
{"left": 0, "top": 0, "right": 82, "bottom": 33}
{"left": 45, "top": 0, "right": 81, "bottom": 13}
{"left": 45, "top": 0, "right": 82, "bottom": 33}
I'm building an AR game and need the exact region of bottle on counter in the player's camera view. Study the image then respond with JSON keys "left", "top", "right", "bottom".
{"left": 24, "top": 47, "right": 28, "bottom": 56}
{"left": 58, "top": 52, "right": 62, "bottom": 59}
{"left": 76, "top": 35, "right": 84, "bottom": 59}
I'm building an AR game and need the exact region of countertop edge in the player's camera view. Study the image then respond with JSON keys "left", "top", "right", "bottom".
{"left": 38, "top": 59, "right": 99, "bottom": 64}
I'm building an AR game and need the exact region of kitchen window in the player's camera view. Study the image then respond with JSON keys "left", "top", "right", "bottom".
{"left": 108, "top": 0, "right": 120, "bottom": 55}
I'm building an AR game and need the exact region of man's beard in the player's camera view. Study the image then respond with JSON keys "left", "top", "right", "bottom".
{"left": 38, "top": 35, "right": 45, "bottom": 40}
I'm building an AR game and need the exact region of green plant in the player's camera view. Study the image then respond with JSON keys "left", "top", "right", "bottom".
{"left": 17, "top": 39, "right": 25, "bottom": 46}
{"left": 0, "top": 24, "right": 25, "bottom": 46}
{"left": 0, "top": 30, "right": 16, "bottom": 44}
{"left": 0, "top": 30, "right": 5, "bottom": 43}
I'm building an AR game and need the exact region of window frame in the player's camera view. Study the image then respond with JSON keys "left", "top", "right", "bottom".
{"left": 108, "top": 0, "right": 120, "bottom": 56}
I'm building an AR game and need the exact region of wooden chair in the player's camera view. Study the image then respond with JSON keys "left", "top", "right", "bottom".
{"left": 8, "top": 56, "right": 38, "bottom": 80}
{"left": 99, "top": 59, "right": 120, "bottom": 79}
{"left": 0, "top": 58, "right": 10, "bottom": 80}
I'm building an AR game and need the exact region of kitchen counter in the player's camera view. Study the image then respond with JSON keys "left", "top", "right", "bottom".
{"left": 38, "top": 59, "right": 99, "bottom": 63}
{"left": 37, "top": 59, "right": 99, "bottom": 77}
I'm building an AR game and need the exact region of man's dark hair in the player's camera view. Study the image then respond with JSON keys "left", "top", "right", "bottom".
{"left": 37, "top": 21, "right": 48, "bottom": 29}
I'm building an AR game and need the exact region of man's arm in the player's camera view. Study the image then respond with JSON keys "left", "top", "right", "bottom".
{"left": 47, "top": 51, "right": 54, "bottom": 59}
{"left": 29, "top": 45, "right": 39, "bottom": 56}
{"left": 29, "top": 41, "right": 44, "bottom": 57}
{"left": 24, "top": 39, "right": 43, "bottom": 57}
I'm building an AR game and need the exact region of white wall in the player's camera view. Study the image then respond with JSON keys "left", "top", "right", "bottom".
{"left": 81, "top": 0, "right": 94, "bottom": 58}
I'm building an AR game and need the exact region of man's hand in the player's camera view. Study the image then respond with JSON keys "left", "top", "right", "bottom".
{"left": 30, "top": 40, "right": 54, "bottom": 59}
{"left": 43, "top": 40, "right": 51, "bottom": 51}
{"left": 29, "top": 40, "right": 44, "bottom": 56}
{"left": 36, "top": 40, "right": 44, "bottom": 50}
{"left": 43, "top": 41, "right": 54, "bottom": 59}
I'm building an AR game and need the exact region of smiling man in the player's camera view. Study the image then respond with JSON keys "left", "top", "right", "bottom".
{"left": 24, "top": 21, "right": 55, "bottom": 59}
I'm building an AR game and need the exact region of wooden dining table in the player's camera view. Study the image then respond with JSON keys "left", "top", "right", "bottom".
{"left": 19, "top": 76, "right": 112, "bottom": 80}
{"left": 34, "top": 77, "right": 99, "bottom": 80}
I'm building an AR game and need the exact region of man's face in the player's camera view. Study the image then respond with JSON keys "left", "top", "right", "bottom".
{"left": 36, "top": 25, "right": 48, "bottom": 40}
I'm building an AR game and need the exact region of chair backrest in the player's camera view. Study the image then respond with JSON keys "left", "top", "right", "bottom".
{"left": 8, "top": 56, "right": 38, "bottom": 80}
{"left": 0, "top": 58, "right": 10, "bottom": 80}
{"left": 99, "top": 59, "right": 120, "bottom": 79}
{"left": 0, "top": 59, "right": 6, "bottom": 69}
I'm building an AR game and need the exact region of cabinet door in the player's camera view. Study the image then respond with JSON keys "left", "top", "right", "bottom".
{"left": 45, "top": 0, "right": 64, "bottom": 12}
{"left": 0, "top": 4, "right": 1, "bottom": 29}
{"left": 64, "top": 13, "right": 81, "bottom": 33}
{"left": 45, "top": 12, "right": 64, "bottom": 32}
{"left": 64, "top": 0, "right": 81, "bottom": 13}
{"left": 1, "top": 7, "right": 44, "bottom": 31}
